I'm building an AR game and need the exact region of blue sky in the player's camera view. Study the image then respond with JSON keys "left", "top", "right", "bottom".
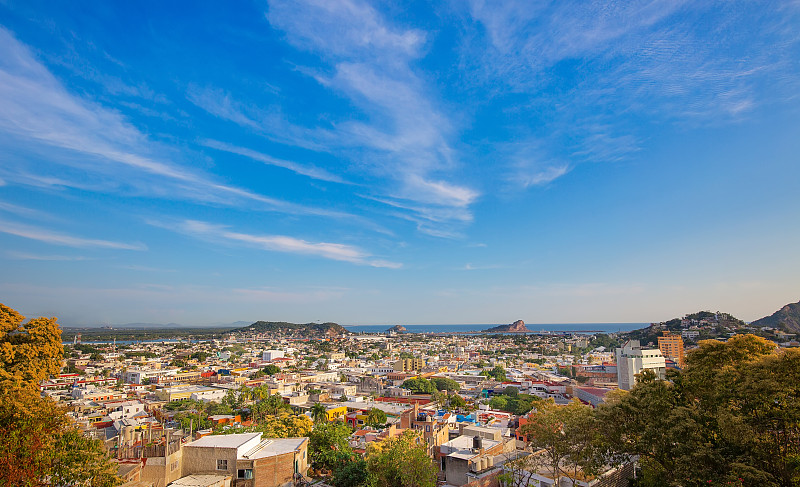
{"left": 1, "top": 1, "right": 799, "bottom": 326}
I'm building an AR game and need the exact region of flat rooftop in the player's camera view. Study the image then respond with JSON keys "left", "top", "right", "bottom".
{"left": 186, "top": 432, "right": 261, "bottom": 450}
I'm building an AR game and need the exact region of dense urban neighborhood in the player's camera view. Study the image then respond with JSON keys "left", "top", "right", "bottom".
{"left": 4, "top": 302, "right": 800, "bottom": 487}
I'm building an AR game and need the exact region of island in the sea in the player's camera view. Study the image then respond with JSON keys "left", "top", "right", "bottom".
{"left": 483, "top": 319, "right": 529, "bottom": 333}
{"left": 386, "top": 325, "right": 408, "bottom": 333}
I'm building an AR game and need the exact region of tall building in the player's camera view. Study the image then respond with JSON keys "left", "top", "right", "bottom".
{"left": 393, "top": 357, "right": 425, "bottom": 372}
{"left": 263, "top": 350, "right": 285, "bottom": 361}
{"left": 615, "top": 340, "right": 666, "bottom": 390}
{"left": 657, "top": 331, "right": 685, "bottom": 368}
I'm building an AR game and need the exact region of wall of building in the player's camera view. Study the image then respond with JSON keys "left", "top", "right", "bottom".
{"left": 182, "top": 446, "right": 237, "bottom": 480}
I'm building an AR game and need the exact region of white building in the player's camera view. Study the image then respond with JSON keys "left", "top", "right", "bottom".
{"left": 123, "top": 368, "right": 180, "bottom": 384}
{"left": 262, "top": 350, "right": 285, "bottom": 361}
{"left": 615, "top": 340, "right": 666, "bottom": 390}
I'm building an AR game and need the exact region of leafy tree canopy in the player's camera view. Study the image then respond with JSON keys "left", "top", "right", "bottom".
{"left": 0, "top": 303, "right": 121, "bottom": 487}
{"left": 309, "top": 421, "right": 354, "bottom": 472}
{"left": 366, "top": 430, "right": 437, "bottom": 487}
{"left": 430, "top": 377, "right": 461, "bottom": 392}
{"left": 400, "top": 377, "right": 436, "bottom": 394}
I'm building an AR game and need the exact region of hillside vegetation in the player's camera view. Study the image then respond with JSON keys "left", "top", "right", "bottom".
{"left": 236, "top": 320, "right": 350, "bottom": 337}
{"left": 750, "top": 300, "right": 800, "bottom": 333}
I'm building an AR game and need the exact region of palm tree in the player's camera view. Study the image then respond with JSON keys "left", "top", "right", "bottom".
{"left": 311, "top": 402, "right": 327, "bottom": 424}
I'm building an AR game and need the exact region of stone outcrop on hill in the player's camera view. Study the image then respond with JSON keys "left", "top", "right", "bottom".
{"left": 484, "top": 320, "right": 529, "bottom": 332}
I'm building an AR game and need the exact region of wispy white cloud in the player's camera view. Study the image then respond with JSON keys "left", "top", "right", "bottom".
{"left": 0, "top": 27, "right": 353, "bottom": 221}
{"left": 461, "top": 0, "right": 800, "bottom": 173}
{"left": 151, "top": 219, "right": 401, "bottom": 268}
{"left": 186, "top": 84, "right": 331, "bottom": 152}
{"left": 0, "top": 219, "right": 146, "bottom": 250}
{"left": 114, "top": 264, "right": 177, "bottom": 272}
{"left": 4, "top": 251, "right": 90, "bottom": 261}
{"left": 200, "top": 139, "right": 348, "bottom": 184}
{"left": 517, "top": 165, "right": 570, "bottom": 188}
{"left": 0, "top": 201, "right": 52, "bottom": 219}
{"left": 461, "top": 263, "right": 509, "bottom": 271}
{"left": 262, "top": 0, "right": 479, "bottom": 235}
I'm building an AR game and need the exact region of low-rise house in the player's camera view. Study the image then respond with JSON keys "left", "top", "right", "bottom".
{"left": 181, "top": 433, "right": 309, "bottom": 487}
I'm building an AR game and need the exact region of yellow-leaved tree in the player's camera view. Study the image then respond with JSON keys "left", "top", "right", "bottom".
{"left": 0, "top": 303, "right": 121, "bottom": 487}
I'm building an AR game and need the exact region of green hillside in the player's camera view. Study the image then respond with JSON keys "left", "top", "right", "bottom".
{"left": 234, "top": 321, "right": 350, "bottom": 337}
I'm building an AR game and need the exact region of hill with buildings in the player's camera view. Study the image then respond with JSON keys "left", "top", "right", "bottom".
{"left": 236, "top": 321, "right": 351, "bottom": 337}
{"left": 750, "top": 300, "right": 800, "bottom": 333}
{"left": 625, "top": 310, "right": 747, "bottom": 346}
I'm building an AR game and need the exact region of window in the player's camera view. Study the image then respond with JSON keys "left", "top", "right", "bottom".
{"left": 216, "top": 459, "right": 228, "bottom": 470}
{"left": 237, "top": 469, "right": 253, "bottom": 479}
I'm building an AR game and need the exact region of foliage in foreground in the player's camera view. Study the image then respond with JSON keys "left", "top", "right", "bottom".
{"left": 596, "top": 334, "right": 800, "bottom": 487}
{"left": 0, "top": 303, "right": 121, "bottom": 487}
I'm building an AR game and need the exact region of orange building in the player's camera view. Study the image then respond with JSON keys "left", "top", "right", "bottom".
{"left": 657, "top": 331, "right": 685, "bottom": 369}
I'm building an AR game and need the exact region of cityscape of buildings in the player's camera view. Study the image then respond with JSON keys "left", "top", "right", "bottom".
{"left": 39, "top": 309, "right": 797, "bottom": 487}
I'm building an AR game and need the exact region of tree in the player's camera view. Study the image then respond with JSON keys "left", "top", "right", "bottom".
{"left": 520, "top": 399, "right": 600, "bottom": 486}
{"left": 263, "top": 364, "right": 280, "bottom": 375}
{"left": 1, "top": 304, "right": 63, "bottom": 387}
{"left": 498, "top": 450, "right": 549, "bottom": 487}
{"left": 365, "top": 408, "right": 387, "bottom": 429}
{"left": 400, "top": 377, "right": 436, "bottom": 394}
{"left": 430, "top": 377, "right": 460, "bottom": 392}
{"left": 366, "top": 430, "right": 437, "bottom": 487}
{"left": 311, "top": 403, "right": 328, "bottom": 424}
{"left": 448, "top": 393, "right": 467, "bottom": 410}
{"left": 596, "top": 334, "right": 800, "bottom": 486}
{"left": 331, "top": 458, "right": 372, "bottom": 487}
{"left": 480, "top": 365, "right": 507, "bottom": 382}
{"left": 189, "top": 351, "right": 209, "bottom": 362}
{"left": 309, "top": 421, "right": 354, "bottom": 473}
{"left": 0, "top": 304, "right": 121, "bottom": 486}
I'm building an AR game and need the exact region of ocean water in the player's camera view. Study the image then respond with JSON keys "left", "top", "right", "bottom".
{"left": 343, "top": 323, "right": 645, "bottom": 334}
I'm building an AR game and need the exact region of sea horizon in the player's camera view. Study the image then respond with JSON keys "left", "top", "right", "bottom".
{"left": 343, "top": 322, "right": 646, "bottom": 334}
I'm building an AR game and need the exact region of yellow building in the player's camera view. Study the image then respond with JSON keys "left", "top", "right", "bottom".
{"left": 393, "top": 358, "right": 426, "bottom": 372}
{"left": 658, "top": 331, "right": 685, "bottom": 368}
{"left": 325, "top": 405, "right": 347, "bottom": 422}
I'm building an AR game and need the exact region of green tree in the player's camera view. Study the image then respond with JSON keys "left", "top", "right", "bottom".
{"left": 430, "top": 377, "right": 461, "bottom": 392}
{"left": 366, "top": 430, "right": 437, "bottom": 487}
{"left": 263, "top": 364, "right": 281, "bottom": 375}
{"left": 480, "top": 365, "right": 507, "bottom": 382}
{"left": 365, "top": 408, "right": 387, "bottom": 428}
{"left": 400, "top": 377, "right": 436, "bottom": 394}
{"left": 311, "top": 403, "right": 328, "bottom": 424}
{"left": 597, "top": 334, "right": 799, "bottom": 486}
{"left": 331, "top": 458, "right": 373, "bottom": 487}
{"left": 189, "top": 351, "right": 209, "bottom": 361}
{"left": 309, "top": 421, "right": 354, "bottom": 473}
{"left": 448, "top": 394, "right": 467, "bottom": 410}
{"left": 521, "top": 399, "right": 600, "bottom": 486}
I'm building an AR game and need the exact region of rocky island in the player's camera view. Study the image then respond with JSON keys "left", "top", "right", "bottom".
{"left": 484, "top": 319, "right": 529, "bottom": 333}
{"left": 386, "top": 325, "right": 408, "bottom": 333}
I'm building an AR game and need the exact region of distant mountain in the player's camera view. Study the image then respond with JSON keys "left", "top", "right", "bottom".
{"left": 386, "top": 325, "right": 407, "bottom": 333}
{"left": 751, "top": 300, "right": 800, "bottom": 333}
{"left": 62, "top": 320, "right": 249, "bottom": 329}
{"left": 234, "top": 321, "right": 351, "bottom": 336}
{"left": 484, "top": 320, "right": 529, "bottom": 333}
